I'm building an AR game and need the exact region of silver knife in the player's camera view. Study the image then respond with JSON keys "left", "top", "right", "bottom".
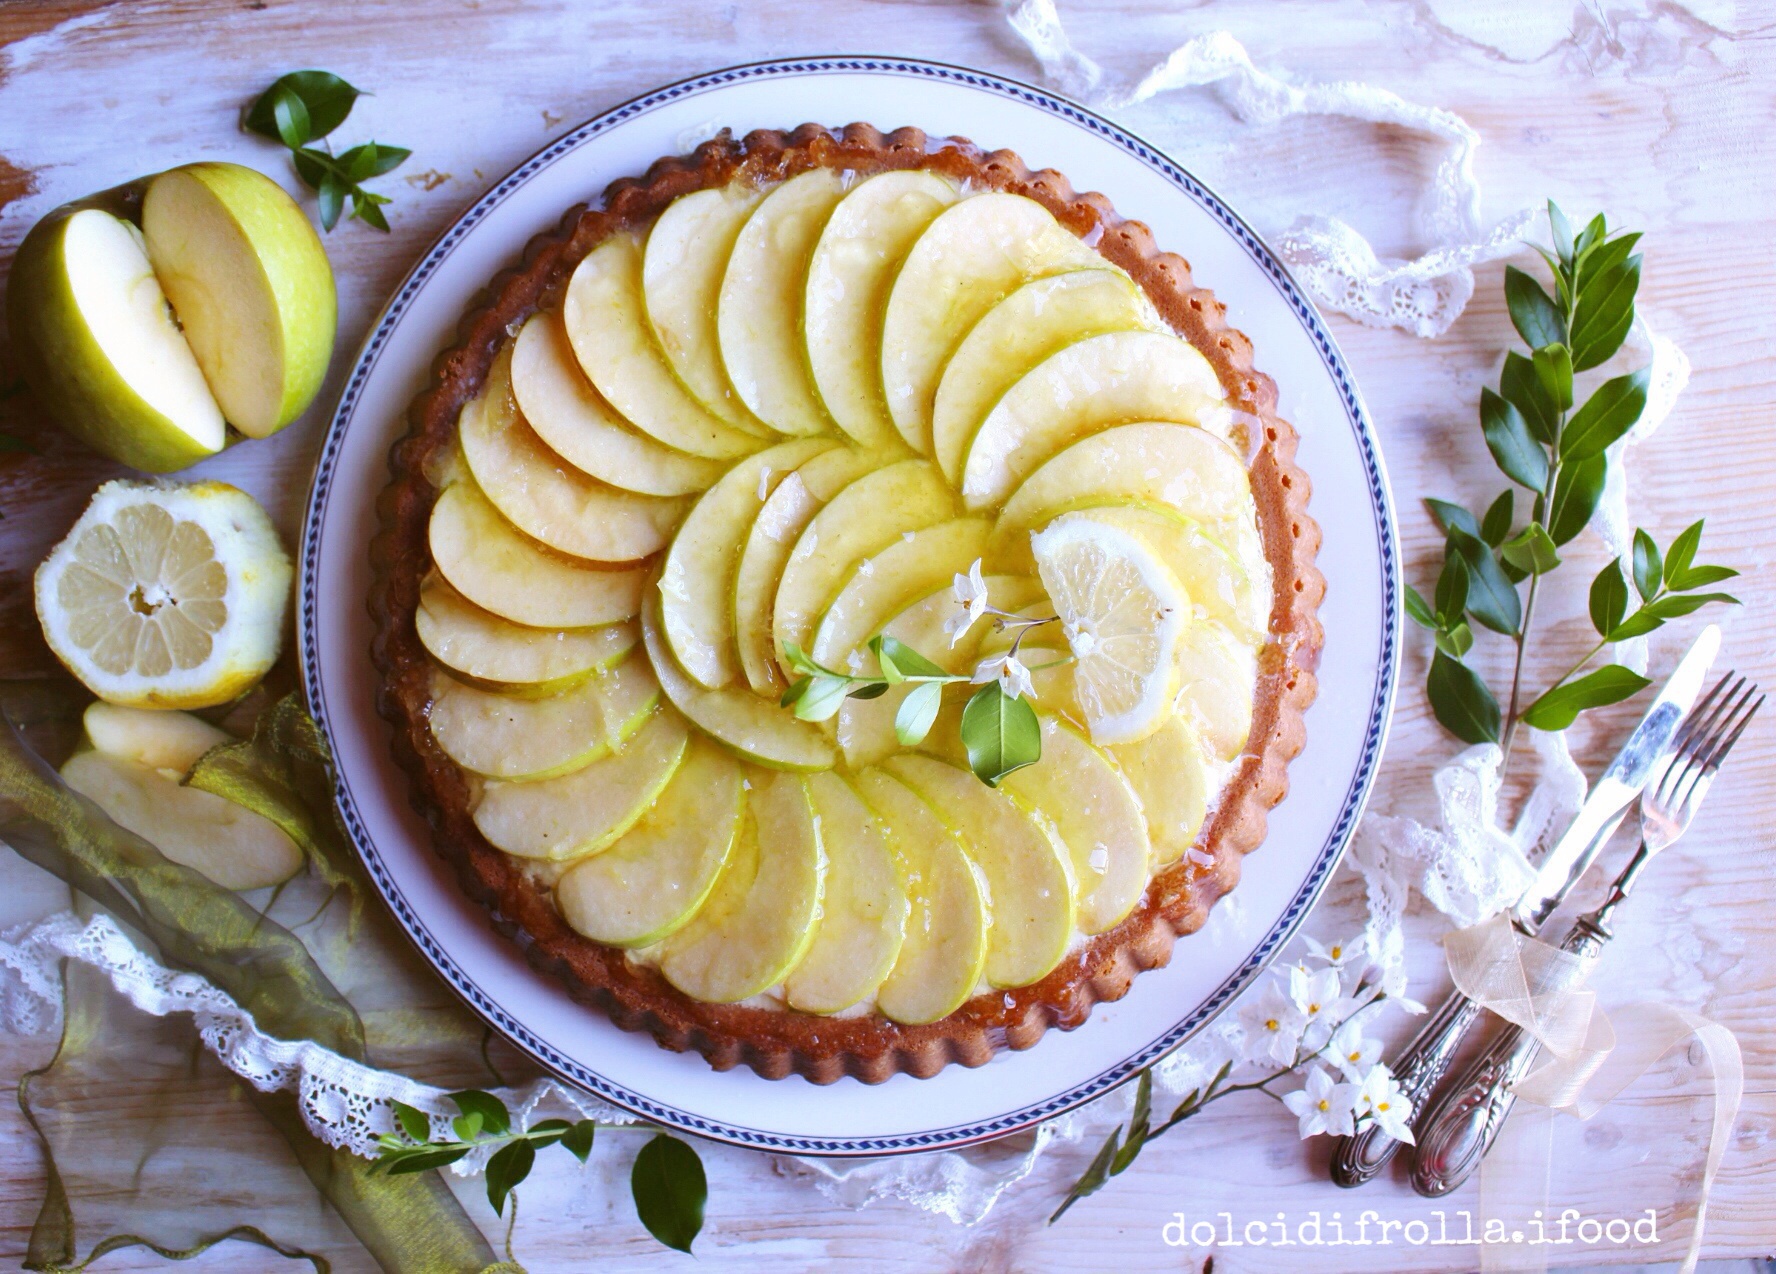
{"left": 1328, "top": 624, "right": 1720, "bottom": 1188}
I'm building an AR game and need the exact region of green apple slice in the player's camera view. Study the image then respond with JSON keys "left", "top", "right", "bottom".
{"left": 428, "top": 655, "right": 659, "bottom": 780}
{"left": 880, "top": 193, "right": 1101, "bottom": 455}
{"left": 416, "top": 573, "right": 636, "bottom": 695}
{"left": 640, "top": 586, "right": 836, "bottom": 771}
{"left": 1110, "top": 713, "right": 1214, "bottom": 867}
{"left": 809, "top": 517, "right": 991, "bottom": 671}
{"left": 716, "top": 169, "right": 844, "bottom": 436}
{"left": 733, "top": 446, "right": 879, "bottom": 695}
{"left": 429, "top": 480, "right": 646, "bottom": 630}
{"left": 7, "top": 206, "right": 225, "bottom": 472}
{"left": 805, "top": 170, "right": 958, "bottom": 449}
{"left": 83, "top": 701, "right": 229, "bottom": 774}
{"left": 1001, "top": 716, "right": 1152, "bottom": 934}
{"left": 473, "top": 707, "right": 688, "bottom": 861}
{"left": 555, "top": 738, "right": 744, "bottom": 947}
{"left": 141, "top": 162, "right": 336, "bottom": 437}
{"left": 659, "top": 771, "right": 825, "bottom": 1002}
{"left": 960, "top": 330, "right": 1230, "bottom": 512}
{"left": 772, "top": 459, "right": 956, "bottom": 672}
{"left": 642, "top": 184, "right": 762, "bottom": 428}
{"left": 783, "top": 772, "right": 909, "bottom": 1013}
{"left": 932, "top": 269, "right": 1158, "bottom": 484}
{"left": 883, "top": 754, "right": 1074, "bottom": 989}
{"left": 853, "top": 768, "right": 989, "bottom": 1025}
{"left": 661, "top": 438, "right": 833, "bottom": 689}
{"left": 62, "top": 749, "right": 302, "bottom": 889}
{"left": 460, "top": 348, "right": 688, "bottom": 562}
{"left": 564, "top": 232, "right": 770, "bottom": 458}
{"left": 510, "top": 312, "right": 723, "bottom": 497}
{"left": 1175, "top": 619, "right": 1258, "bottom": 761}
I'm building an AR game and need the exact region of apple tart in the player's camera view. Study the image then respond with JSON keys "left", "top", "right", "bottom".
{"left": 371, "top": 124, "right": 1323, "bottom": 1083}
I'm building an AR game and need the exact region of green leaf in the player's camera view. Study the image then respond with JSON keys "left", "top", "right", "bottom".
{"left": 1501, "top": 352, "right": 1557, "bottom": 446}
{"left": 1481, "top": 490, "right": 1514, "bottom": 546}
{"left": 1606, "top": 608, "right": 1664, "bottom": 642}
{"left": 484, "top": 1138, "right": 535, "bottom": 1217}
{"left": 960, "top": 683, "right": 1041, "bottom": 786}
{"left": 1533, "top": 344, "right": 1574, "bottom": 414}
{"left": 1049, "top": 1128, "right": 1122, "bottom": 1224}
{"left": 1644, "top": 591, "right": 1739, "bottom": 620}
{"left": 1505, "top": 266, "right": 1565, "bottom": 350}
{"left": 1522, "top": 665, "right": 1651, "bottom": 731}
{"left": 525, "top": 1118, "right": 571, "bottom": 1148}
{"left": 1433, "top": 552, "right": 1469, "bottom": 625}
{"left": 791, "top": 675, "right": 850, "bottom": 722}
{"left": 351, "top": 193, "right": 392, "bottom": 233}
{"left": 895, "top": 681, "right": 945, "bottom": 747}
{"left": 448, "top": 1090, "right": 511, "bottom": 1136}
{"left": 383, "top": 1145, "right": 472, "bottom": 1175}
{"left": 873, "top": 633, "right": 949, "bottom": 680}
{"left": 1669, "top": 563, "right": 1738, "bottom": 591}
{"left": 1560, "top": 368, "right": 1648, "bottom": 463}
{"left": 291, "top": 146, "right": 333, "bottom": 189}
{"left": 1403, "top": 585, "right": 1437, "bottom": 630}
{"left": 1590, "top": 560, "right": 1629, "bottom": 637}
{"left": 1480, "top": 390, "right": 1549, "bottom": 491}
{"left": 1447, "top": 530, "right": 1521, "bottom": 636}
{"left": 1109, "top": 1070, "right": 1153, "bottom": 1176}
{"left": 452, "top": 1111, "right": 483, "bottom": 1142}
{"left": 1427, "top": 651, "right": 1501, "bottom": 744}
{"left": 339, "top": 140, "right": 410, "bottom": 180}
{"left": 245, "top": 70, "right": 363, "bottom": 142}
{"left": 1569, "top": 256, "right": 1640, "bottom": 372}
{"left": 778, "top": 675, "right": 812, "bottom": 709}
{"left": 1499, "top": 523, "right": 1560, "bottom": 576}
{"left": 846, "top": 680, "right": 890, "bottom": 700}
{"left": 562, "top": 1120, "right": 597, "bottom": 1163}
{"left": 393, "top": 1102, "right": 431, "bottom": 1143}
{"left": 1434, "top": 621, "right": 1473, "bottom": 659}
{"left": 1547, "top": 454, "right": 1607, "bottom": 546}
{"left": 631, "top": 1135, "right": 707, "bottom": 1254}
{"left": 1548, "top": 201, "right": 1575, "bottom": 268}
{"left": 1663, "top": 519, "right": 1703, "bottom": 584}
{"left": 1573, "top": 212, "right": 1607, "bottom": 261}
{"left": 269, "top": 84, "right": 312, "bottom": 149}
{"left": 1575, "top": 231, "right": 1640, "bottom": 295}
{"left": 1631, "top": 529, "right": 1661, "bottom": 601}
{"left": 316, "top": 173, "right": 347, "bottom": 232}
{"left": 1424, "top": 498, "right": 1480, "bottom": 540}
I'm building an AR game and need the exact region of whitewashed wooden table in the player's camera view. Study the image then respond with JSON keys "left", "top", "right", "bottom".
{"left": 2, "top": 2, "right": 1773, "bottom": 1269}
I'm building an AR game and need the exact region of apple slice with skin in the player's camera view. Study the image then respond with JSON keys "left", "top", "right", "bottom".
{"left": 661, "top": 438, "right": 834, "bottom": 689}
{"left": 460, "top": 348, "right": 688, "bottom": 562}
{"left": 642, "top": 185, "right": 762, "bottom": 428}
{"left": 1001, "top": 715, "right": 1152, "bottom": 934}
{"left": 932, "top": 269, "right": 1159, "bottom": 484}
{"left": 717, "top": 169, "right": 844, "bottom": 436}
{"left": 884, "top": 754, "right": 1075, "bottom": 989}
{"left": 63, "top": 749, "right": 302, "bottom": 889}
{"left": 853, "top": 768, "right": 989, "bottom": 1025}
{"left": 83, "top": 701, "right": 229, "bottom": 774}
{"left": 733, "top": 446, "right": 879, "bottom": 695}
{"left": 429, "top": 480, "right": 646, "bottom": 630}
{"left": 427, "top": 654, "right": 659, "bottom": 781}
{"left": 783, "top": 772, "right": 909, "bottom": 1014}
{"left": 472, "top": 707, "right": 688, "bottom": 861}
{"left": 141, "top": 163, "right": 335, "bottom": 438}
{"left": 555, "top": 738, "right": 743, "bottom": 947}
{"left": 641, "top": 586, "right": 836, "bottom": 771}
{"left": 659, "top": 771, "right": 825, "bottom": 1002}
{"left": 805, "top": 170, "right": 958, "bottom": 450}
{"left": 960, "top": 330, "right": 1230, "bottom": 512}
{"left": 809, "top": 517, "right": 991, "bottom": 672}
{"left": 1110, "top": 713, "right": 1214, "bottom": 867}
{"left": 881, "top": 193, "right": 1101, "bottom": 455}
{"left": 565, "top": 232, "right": 769, "bottom": 458}
{"left": 772, "top": 459, "right": 956, "bottom": 674}
{"left": 416, "top": 573, "right": 636, "bottom": 696}
{"left": 510, "top": 312, "right": 723, "bottom": 497}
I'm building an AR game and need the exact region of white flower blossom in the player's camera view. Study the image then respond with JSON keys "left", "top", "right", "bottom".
{"left": 1376, "top": 961, "right": 1427, "bottom": 1014}
{"left": 971, "top": 652, "right": 1035, "bottom": 701}
{"left": 1354, "top": 1064, "right": 1415, "bottom": 1144}
{"left": 1304, "top": 934, "right": 1366, "bottom": 967}
{"left": 1282, "top": 1065, "right": 1358, "bottom": 1139}
{"left": 1237, "top": 983, "right": 1305, "bottom": 1067}
{"left": 1327, "top": 1019, "right": 1383, "bottom": 1082}
{"left": 947, "top": 559, "right": 990, "bottom": 646}
{"left": 1289, "top": 962, "right": 1352, "bottom": 1053}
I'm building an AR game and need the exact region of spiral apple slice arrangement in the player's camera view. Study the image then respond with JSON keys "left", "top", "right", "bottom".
{"left": 414, "top": 166, "right": 1277, "bottom": 1021}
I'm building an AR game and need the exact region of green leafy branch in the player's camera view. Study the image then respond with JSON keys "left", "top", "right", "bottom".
{"left": 1406, "top": 202, "right": 1738, "bottom": 765}
{"left": 375, "top": 1090, "right": 707, "bottom": 1254}
{"left": 244, "top": 70, "right": 410, "bottom": 231}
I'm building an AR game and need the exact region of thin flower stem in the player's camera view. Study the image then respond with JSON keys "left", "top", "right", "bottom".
{"left": 1499, "top": 567, "right": 1539, "bottom": 771}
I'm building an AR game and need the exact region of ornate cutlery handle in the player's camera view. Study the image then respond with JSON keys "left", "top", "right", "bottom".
{"left": 1329, "top": 987, "right": 1483, "bottom": 1187}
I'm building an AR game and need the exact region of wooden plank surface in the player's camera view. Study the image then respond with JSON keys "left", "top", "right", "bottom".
{"left": 2, "top": 1, "right": 1773, "bottom": 1269}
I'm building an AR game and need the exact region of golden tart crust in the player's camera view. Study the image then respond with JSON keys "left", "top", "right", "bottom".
{"left": 369, "top": 123, "right": 1325, "bottom": 1084}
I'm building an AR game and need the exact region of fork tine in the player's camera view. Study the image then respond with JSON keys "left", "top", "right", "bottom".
{"left": 1666, "top": 680, "right": 1761, "bottom": 817}
{"left": 1656, "top": 674, "right": 1746, "bottom": 808}
{"left": 1672, "top": 672, "right": 1734, "bottom": 754}
{"left": 1702, "top": 688, "right": 1762, "bottom": 773}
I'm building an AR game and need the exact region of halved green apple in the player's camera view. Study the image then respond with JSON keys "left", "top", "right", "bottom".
{"left": 1000, "top": 716, "right": 1152, "bottom": 934}
{"left": 564, "top": 232, "right": 769, "bottom": 457}
{"left": 716, "top": 169, "right": 844, "bottom": 436}
{"left": 472, "top": 707, "right": 688, "bottom": 861}
{"left": 1110, "top": 713, "right": 1213, "bottom": 866}
{"left": 880, "top": 193, "right": 1100, "bottom": 454}
{"left": 83, "top": 701, "right": 229, "bottom": 774}
{"left": 1175, "top": 619, "right": 1258, "bottom": 761}
{"left": 960, "top": 330, "right": 1229, "bottom": 511}
{"left": 884, "top": 754, "right": 1074, "bottom": 989}
{"left": 808, "top": 517, "right": 990, "bottom": 671}
{"left": 931, "top": 269, "right": 1157, "bottom": 483}
{"left": 510, "top": 311, "right": 723, "bottom": 497}
{"left": 659, "top": 771, "right": 825, "bottom": 1002}
{"left": 660, "top": 438, "right": 833, "bottom": 689}
{"left": 804, "top": 170, "right": 957, "bottom": 450}
{"left": 783, "top": 772, "right": 909, "bottom": 1014}
{"left": 428, "top": 480, "right": 647, "bottom": 630}
{"left": 415, "top": 573, "right": 635, "bottom": 695}
{"left": 460, "top": 348, "right": 688, "bottom": 562}
{"left": 555, "top": 737, "right": 743, "bottom": 947}
{"left": 853, "top": 768, "right": 989, "bottom": 1025}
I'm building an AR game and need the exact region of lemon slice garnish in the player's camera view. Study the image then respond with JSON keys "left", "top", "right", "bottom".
{"left": 34, "top": 479, "right": 292, "bottom": 709}
{"left": 1030, "top": 512, "right": 1188, "bottom": 745}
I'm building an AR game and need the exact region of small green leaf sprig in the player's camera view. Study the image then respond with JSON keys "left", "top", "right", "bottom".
{"left": 375, "top": 1090, "right": 708, "bottom": 1254}
{"left": 1406, "top": 203, "right": 1738, "bottom": 763}
{"left": 244, "top": 71, "right": 410, "bottom": 231}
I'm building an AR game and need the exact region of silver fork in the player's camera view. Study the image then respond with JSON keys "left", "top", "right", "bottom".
{"left": 1409, "top": 672, "right": 1763, "bottom": 1197}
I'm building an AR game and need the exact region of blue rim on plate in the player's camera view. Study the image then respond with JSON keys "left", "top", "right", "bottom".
{"left": 298, "top": 55, "right": 1399, "bottom": 1155}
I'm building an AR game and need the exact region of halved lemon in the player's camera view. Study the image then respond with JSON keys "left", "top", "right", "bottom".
{"left": 1029, "top": 512, "right": 1188, "bottom": 745}
{"left": 34, "top": 479, "right": 292, "bottom": 708}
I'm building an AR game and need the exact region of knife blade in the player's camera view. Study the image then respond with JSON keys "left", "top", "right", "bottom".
{"left": 1509, "top": 623, "right": 1719, "bottom": 933}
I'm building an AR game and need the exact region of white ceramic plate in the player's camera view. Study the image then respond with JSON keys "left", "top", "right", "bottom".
{"left": 299, "top": 57, "right": 1399, "bottom": 1156}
